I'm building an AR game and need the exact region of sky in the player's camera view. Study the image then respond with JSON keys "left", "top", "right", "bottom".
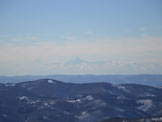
{"left": 0, "top": 0, "right": 162, "bottom": 76}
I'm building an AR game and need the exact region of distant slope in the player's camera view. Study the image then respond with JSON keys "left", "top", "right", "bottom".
{"left": 0, "top": 74, "right": 162, "bottom": 87}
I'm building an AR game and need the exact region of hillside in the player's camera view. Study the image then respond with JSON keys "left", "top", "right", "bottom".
{"left": 0, "top": 79, "right": 162, "bottom": 122}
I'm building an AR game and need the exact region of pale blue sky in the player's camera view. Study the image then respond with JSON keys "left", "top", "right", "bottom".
{"left": 0, "top": 0, "right": 162, "bottom": 75}
{"left": 1, "top": 0, "right": 162, "bottom": 37}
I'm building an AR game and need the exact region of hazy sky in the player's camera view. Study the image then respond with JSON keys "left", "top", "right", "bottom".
{"left": 0, "top": 0, "right": 162, "bottom": 75}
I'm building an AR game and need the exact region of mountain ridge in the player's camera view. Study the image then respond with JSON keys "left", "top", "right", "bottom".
{"left": 1, "top": 74, "right": 162, "bottom": 87}
{"left": 0, "top": 79, "right": 162, "bottom": 122}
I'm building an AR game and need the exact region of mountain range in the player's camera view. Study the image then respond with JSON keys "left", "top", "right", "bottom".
{"left": 0, "top": 74, "right": 162, "bottom": 87}
{"left": 0, "top": 79, "right": 162, "bottom": 122}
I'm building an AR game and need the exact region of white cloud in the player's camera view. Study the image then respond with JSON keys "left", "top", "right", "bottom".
{"left": 0, "top": 36, "right": 162, "bottom": 75}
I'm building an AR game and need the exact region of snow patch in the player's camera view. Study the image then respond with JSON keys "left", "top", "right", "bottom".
{"left": 117, "top": 95, "right": 127, "bottom": 100}
{"left": 85, "top": 95, "right": 94, "bottom": 101}
{"left": 43, "top": 116, "right": 47, "bottom": 120}
{"left": 140, "top": 93, "right": 155, "bottom": 97}
{"left": 76, "top": 111, "right": 89, "bottom": 120}
{"left": 64, "top": 111, "right": 70, "bottom": 115}
{"left": 85, "top": 99, "right": 107, "bottom": 109}
{"left": 136, "top": 99, "right": 152, "bottom": 111}
{"left": 151, "top": 117, "right": 162, "bottom": 121}
{"left": 93, "top": 99, "right": 107, "bottom": 107}
{"left": 48, "top": 80, "right": 56, "bottom": 84}
{"left": 118, "top": 85, "right": 129, "bottom": 93}
{"left": 19, "top": 96, "right": 29, "bottom": 100}
{"left": 115, "top": 107, "right": 125, "bottom": 112}
{"left": 5, "top": 83, "right": 15, "bottom": 87}
{"left": 44, "top": 102, "right": 48, "bottom": 106}
{"left": 2, "top": 114, "right": 7, "bottom": 118}
{"left": 66, "top": 98, "right": 81, "bottom": 103}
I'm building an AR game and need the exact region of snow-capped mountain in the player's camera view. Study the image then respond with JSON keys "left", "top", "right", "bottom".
{"left": 0, "top": 79, "right": 162, "bottom": 122}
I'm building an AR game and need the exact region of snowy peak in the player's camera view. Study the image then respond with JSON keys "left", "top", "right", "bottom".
{"left": 65, "top": 57, "right": 83, "bottom": 64}
{"left": 47, "top": 79, "right": 56, "bottom": 84}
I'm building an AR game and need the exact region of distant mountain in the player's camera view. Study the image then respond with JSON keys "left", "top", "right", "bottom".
{"left": 0, "top": 79, "right": 162, "bottom": 122}
{"left": 65, "top": 57, "right": 86, "bottom": 64}
{"left": 0, "top": 74, "right": 162, "bottom": 87}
